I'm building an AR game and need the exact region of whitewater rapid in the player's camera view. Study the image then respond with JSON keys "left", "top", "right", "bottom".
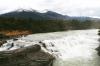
{"left": 0, "top": 29, "right": 100, "bottom": 66}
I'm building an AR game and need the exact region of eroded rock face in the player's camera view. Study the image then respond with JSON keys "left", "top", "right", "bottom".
{"left": 0, "top": 44, "right": 54, "bottom": 66}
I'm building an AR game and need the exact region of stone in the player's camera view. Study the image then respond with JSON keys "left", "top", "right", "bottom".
{"left": 0, "top": 40, "right": 7, "bottom": 47}
{"left": 96, "top": 45, "right": 100, "bottom": 56}
{"left": 98, "top": 30, "right": 100, "bottom": 35}
{"left": 0, "top": 44, "right": 54, "bottom": 66}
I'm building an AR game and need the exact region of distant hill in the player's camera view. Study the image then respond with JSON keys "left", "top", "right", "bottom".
{"left": 0, "top": 9, "right": 98, "bottom": 21}
{"left": 0, "top": 9, "right": 69, "bottom": 20}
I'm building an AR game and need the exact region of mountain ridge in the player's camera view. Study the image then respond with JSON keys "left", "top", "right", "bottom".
{"left": 0, "top": 9, "right": 99, "bottom": 21}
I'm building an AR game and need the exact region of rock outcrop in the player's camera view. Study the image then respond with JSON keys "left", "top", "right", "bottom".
{"left": 96, "top": 45, "right": 100, "bottom": 56}
{"left": 96, "top": 30, "right": 100, "bottom": 56}
{"left": 0, "top": 44, "right": 54, "bottom": 66}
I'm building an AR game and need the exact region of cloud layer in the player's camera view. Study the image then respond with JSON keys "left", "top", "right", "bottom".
{"left": 0, "top": 0, "right": 100, "bottom": 17}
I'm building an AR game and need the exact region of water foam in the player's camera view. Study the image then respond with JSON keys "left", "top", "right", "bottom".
{"left": 41, "top": 29, "right": 100, "bottom": 66}
{"left": 0, "top": 29, "right": 100, "bottom": 66}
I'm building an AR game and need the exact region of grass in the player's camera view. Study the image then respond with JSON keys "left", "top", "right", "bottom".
{"left": 0, "top": 30, "right": 32, "bottom": 37}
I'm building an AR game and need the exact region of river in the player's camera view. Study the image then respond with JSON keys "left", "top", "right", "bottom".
{"left": 0, "top": 29, "right": 100, "bottom": 66}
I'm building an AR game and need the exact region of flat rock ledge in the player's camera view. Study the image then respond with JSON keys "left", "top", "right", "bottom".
{"left": 0, "top": 44, "right": 54, "bottom": 66}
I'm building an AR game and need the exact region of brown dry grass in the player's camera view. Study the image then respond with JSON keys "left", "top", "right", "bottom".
{"left": 0, "top": 30, "right": 32, "bottom": 37}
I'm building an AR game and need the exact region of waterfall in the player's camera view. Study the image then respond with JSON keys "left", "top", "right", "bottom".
{"left": 0, "top": 29, "right": 100, "bottom": 66}
{"left": 39, "top": 29, "right": 100, "bottom": 66}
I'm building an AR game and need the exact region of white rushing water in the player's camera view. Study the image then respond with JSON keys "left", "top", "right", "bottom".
{"left": 0, "top": 29, "right": 100, "bottom": 66}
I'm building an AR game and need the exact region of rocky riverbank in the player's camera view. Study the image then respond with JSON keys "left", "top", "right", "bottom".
{"left": 96, "top": 30, "right": 100, "bottom": 56}
{"left": 0, "top": 44, "right": 54, "bottom": 66}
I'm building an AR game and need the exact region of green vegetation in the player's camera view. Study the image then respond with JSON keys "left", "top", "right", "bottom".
{"left": 0, "top": 17, "right": 99, "bottom": 37}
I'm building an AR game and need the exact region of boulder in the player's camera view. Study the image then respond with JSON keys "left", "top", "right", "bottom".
{"left": 98, "top": 32, "right": 100, "bottom": 35}
{"left": 97, "top": 30, "right": 100, "bottom": 56}
{"left": 98, "top": 30, "right": 100, "bottom": 36}
{"left": 0, "top": 40, "right": 7, "bottom": 47}
{"left": 0, "top": 44, "right": 54, "bottom": 66}
{"left": 96, "top": 45, "right": 100, "bottom": 56}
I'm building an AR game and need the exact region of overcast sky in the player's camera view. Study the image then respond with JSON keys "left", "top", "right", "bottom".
{"left": 0, "top": 0, "right": 100, "bottom": 17}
